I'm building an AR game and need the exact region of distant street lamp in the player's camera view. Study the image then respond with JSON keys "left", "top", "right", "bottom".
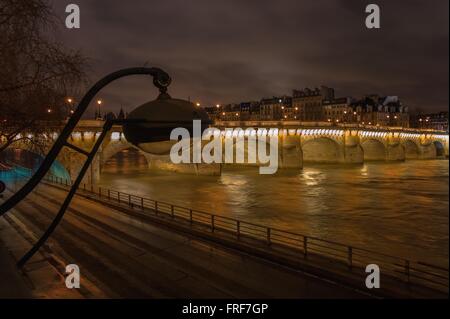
{"left": 66, "top": 98, "right": 75, "bottom": 119}
{"left": 1, "top": 67, "right": 210, "bottom": 268}
{"left": 96, "top": 99, "right": 103, "bottom": 119}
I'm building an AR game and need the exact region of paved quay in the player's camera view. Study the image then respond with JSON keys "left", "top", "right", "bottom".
{"left": 0, "top": 184, "right": 367, "bottom": 298}
{"left": 0, "top": 241, "right": 31, "bottom": 298}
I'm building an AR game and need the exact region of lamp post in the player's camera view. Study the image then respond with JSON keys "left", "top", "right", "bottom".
{"left": 97, "top": 99, "right": 103, "bottom": 119}
{"left": 0, "top": 67, "right": 209, "bottom": 268}
{"left": 66, "top": 98, "right": 74, "bottom": 119}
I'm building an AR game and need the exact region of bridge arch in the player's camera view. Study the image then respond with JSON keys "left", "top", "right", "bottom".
{"left": 302, "top": 137, "right": 342, "bottom": 163}
{"left": 361, "top": 138, "right": 386, "bottom": 161}
{"left": 101, "top": 140, "right": 139, "bottom": 167}
{"left": 403, "top": 140, "right": 420, "bottom": 159}
{"left": 420, "top": 142, "right": 437, "bottom": 159}
{"left": 433, "top": 141, "right": 445, "bottom": 158}
{"left": 100, "top": 146, "right": 150, "bottom": 175}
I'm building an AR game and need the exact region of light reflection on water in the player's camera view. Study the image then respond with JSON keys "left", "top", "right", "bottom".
{"left": 99, "top": 149, "right": 449, "bottom": 265}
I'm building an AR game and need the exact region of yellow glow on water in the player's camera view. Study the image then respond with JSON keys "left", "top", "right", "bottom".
{"left": 93, "top": 150, "right": 449, "bottom": 265}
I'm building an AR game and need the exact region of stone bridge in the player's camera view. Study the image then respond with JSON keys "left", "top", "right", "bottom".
{"left": 6, "top": 120, "right": 449, "bottom": 183}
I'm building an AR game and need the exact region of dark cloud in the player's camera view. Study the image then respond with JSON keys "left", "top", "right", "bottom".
{"left": 53, "top": 0, "right": 448, "bottom": 114}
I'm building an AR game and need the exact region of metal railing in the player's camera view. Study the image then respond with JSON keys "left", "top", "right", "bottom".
{"left": 41, "top": 175, "right": 449, "bottom": 294}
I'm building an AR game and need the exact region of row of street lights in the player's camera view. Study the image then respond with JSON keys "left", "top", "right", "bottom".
{"left": 46, "top": 98, "right": 104, "bottom": 119}
{"left": 195, "top": 102, "right": 222, "bottom": 108}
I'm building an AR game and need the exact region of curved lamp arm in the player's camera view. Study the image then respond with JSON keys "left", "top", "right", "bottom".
{"left": 0, "top": 67, "right": 170, "bottom": 216}
{"left": 0, "top": 67, "right": 171, "bottom": 268}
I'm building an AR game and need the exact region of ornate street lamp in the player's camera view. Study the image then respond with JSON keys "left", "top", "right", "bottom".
{"left": 0, "top": 67, "right": 210, "bottom": 267}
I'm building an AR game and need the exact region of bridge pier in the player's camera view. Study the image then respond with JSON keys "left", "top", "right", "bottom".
{"left": 419, "top": 143, "right": 437, "bottom": 159}
{"left": 61, "top": 151, "right": 100, "bottom": 185}
{"left": 343, "top": 145, "right": 364, "bottom": 163}
{"left": 279, "top": 135, "right": 303, "bottom": 169}
{"left": 343, "top": 134, "right": 364, "bottom": 164}
{"left": 386, "top": 144, "right": 406, "bottom": 161}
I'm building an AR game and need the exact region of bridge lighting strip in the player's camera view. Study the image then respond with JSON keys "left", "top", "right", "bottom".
{"left": 71, "top": 132, "right": 82, "bottom": 140}
{"left": 111, "top": 132, "right": 121, "bottom": 141}
{"left": 84, "top": 132, "right": 94, "bottom": 140}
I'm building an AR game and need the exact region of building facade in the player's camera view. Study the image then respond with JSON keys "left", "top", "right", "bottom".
{"left": 412, "top": 112, "right": 449, "bottom": 131}
{"left": 239, "top": 101, "right": 261, "bottom": 120}
{"left": 351, "top": 95, "right": 409, "bottom": 127}
{"left": 260, "top": 96, "right": 291, "bottom": 120}
{"left": 203, "top": 87, "right": 412, "bottom": 128}
{"left": 323, "top": 97, "right": 353, "bottom": 124}
{"left": 292, "top": 86, "right": 334, "bottom": 121}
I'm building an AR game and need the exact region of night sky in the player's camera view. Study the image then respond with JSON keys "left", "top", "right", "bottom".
{"left": 53, "top": 0, "right": 448, "bottom": 115}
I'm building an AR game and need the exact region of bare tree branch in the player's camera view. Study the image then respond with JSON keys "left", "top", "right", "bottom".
{"left": 0, "top": 0, "right": 87, "bottom": 155}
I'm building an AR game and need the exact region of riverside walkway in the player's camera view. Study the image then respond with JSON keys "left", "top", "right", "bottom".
{"left": 0, "top": 182, "right": 368, "bottom": 299}
{"left": 0, "top": 242, "right": 31, "bottom": 298}
{"left": 1, "top": 176, "right": 448, "bottom": 298}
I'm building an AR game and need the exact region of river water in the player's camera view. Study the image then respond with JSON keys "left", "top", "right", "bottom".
{"left": 2, "top": 148, "right": 448, "bottom": 265}
{"left": 97, "top": 149, "right": 449, "bottom": 266}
